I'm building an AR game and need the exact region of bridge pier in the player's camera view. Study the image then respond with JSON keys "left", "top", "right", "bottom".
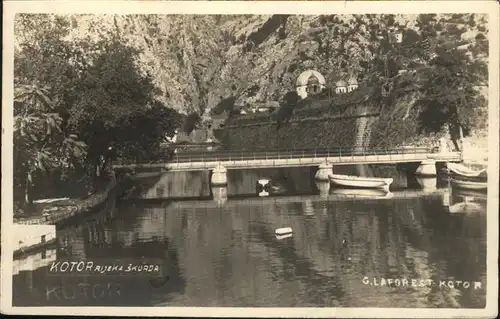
{"left": 415, "top": 159, "right": 437, "bottom": 177}
{"left": 315, "top": 180, "right": 331, "bottom": 198}
{"left": 315, "top": 161, "right": 333, "bottom": 181}
{"left": 211, "top": 164, "right": 228, "bottom": 186}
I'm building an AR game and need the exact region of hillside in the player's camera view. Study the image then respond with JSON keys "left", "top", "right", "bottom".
{"left": 16, "top": 13, "right": 487, "bottom": 116}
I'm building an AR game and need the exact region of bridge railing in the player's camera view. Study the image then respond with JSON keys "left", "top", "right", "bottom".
{"left": 169, "top": 146, "right": 436, "bottom": 163}
{"left": 112, "top": 146, "right": 462, "bottom": 168}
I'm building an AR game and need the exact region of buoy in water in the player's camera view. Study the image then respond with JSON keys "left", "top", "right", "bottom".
{"left": 258, "top": 178, "right": 271, "bottom": 188}
{"left": 275, "top": 227, "right": 292, "bottom": 236}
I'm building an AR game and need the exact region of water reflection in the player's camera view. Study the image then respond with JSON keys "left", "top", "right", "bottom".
{"left": 330, "top": 188, "right": 393, "bottom": 199}
{"left": 259, "top": 190, "right": 269, "bottom": 197}
{"left": 13, "top": 169, "right": 487, "bottom": 308}
{"left": 212, "top": 187, "right": 228, "bottom": 206}
{"left": 416, "top": 177, "right": 438, "bottom": 193}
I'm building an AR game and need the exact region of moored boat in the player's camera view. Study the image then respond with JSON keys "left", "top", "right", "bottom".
{"left": 447, "top": 163, "right": 487, "bottom": 179}
{"left": 450, "top": 178, "right": 487, "bottom": 191}
{"left": 328, "top": 174, "right": 393, "bottom": 190}
{"left": 275, "top": 227, "right": 293, "bottom": 236}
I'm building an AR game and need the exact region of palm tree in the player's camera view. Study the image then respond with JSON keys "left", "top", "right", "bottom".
{"left": 14, "top": 83, "right": 86, "bottom": 206}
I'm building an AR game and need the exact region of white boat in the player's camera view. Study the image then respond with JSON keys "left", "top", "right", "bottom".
{"left": 328, "top": 174, "right": 393, "bottom": 190}
{"left": 450, "top": 178, "right": 487, "bottom": 191}
{"left": 447, "top": 163, "right": 487, "bottom": 178}
{"left": 275, "top": 227, "right": 292, "bottom": 236}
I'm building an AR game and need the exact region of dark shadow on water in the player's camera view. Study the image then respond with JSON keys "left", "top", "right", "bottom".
{"left": 13, "top": 192, "right": 186, "bottom": 306}
{"left": 247, "top": 222, "right": 346, "bottom": 306}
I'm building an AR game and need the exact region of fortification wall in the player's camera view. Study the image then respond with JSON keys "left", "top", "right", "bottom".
{"left": 217, "top": 90, "right": 430, "bottom": 151}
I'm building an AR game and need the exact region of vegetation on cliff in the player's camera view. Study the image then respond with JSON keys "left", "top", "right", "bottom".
{"left": 222, "top": 13, "right": 488, "bottom": 150}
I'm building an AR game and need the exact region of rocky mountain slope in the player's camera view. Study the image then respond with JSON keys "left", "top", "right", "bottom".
{"left": 54, "top": 13, "right": 488, "bottom": 117}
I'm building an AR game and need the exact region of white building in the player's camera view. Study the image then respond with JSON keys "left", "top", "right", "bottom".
{"left": 295, "top": 70, "right": 326, "bottom": 99}
{"left": 347, "top": 77, "right": 359, "bottom": 92}
{"left": 335, "top": 80, "right": 348, "bottom": 94}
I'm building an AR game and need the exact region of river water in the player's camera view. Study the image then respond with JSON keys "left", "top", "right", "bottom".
{"left": 12, "top": 165, "right": 487, "bottom": 308}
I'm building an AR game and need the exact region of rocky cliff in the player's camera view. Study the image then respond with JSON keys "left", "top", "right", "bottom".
{"left": 52, "top": 13, "right": 487, "bottom": 117}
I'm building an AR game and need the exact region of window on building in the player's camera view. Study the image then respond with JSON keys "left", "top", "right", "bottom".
{"left": 306, "top": 75, "right": 321, "bottom": 96}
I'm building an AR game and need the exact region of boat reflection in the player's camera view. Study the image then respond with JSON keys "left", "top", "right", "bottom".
{"left": 449, "top": 201, "right": 483, "bottom": 214}
{"left": 259, "top": 190, "right": 269, "bottom": 197}
{"left": 275, "top": 233, "right": 293, "bottom": 240}
{"left": 443, "top": 187, "right": 486, "bottom": 214}
{"left": 330, "top": 188, "right": 394, "bottom": 199}
{"left": 452, "top": 188, "right": 488, "bottom": 201}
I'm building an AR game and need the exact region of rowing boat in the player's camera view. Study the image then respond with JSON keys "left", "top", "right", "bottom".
{"left": 328, "top": 174, "right": 393, "bottom": 190}
{"left": 447, "top": 163, "right": 487, "bottom": 178}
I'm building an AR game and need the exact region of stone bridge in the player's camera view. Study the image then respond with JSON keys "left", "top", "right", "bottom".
{"left": 113, "top": 147, "right": 462, "bottom": 187}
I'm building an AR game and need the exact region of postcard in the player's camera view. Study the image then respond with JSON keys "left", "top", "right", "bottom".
{"left": 1, "top": 1, "right": 498, "bottom": 317}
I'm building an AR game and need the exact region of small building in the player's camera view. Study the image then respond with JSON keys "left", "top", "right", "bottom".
{"left": 335, "top": 80, "right": 348, "bottom": 94}
{"left": 347, "top": 77, "right": 359, "bottom": 92}
{"left": 296, "top": 70, "right": 326, "bottom": 99}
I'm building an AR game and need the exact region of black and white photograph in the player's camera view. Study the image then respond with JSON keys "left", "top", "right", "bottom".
{"left": 1, "top": 1, "right": 498, "bottom": 317}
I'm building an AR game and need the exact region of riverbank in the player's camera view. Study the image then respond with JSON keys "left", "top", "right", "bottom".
{"left": 13, "top": 172, "right": 117, "bottom": 227}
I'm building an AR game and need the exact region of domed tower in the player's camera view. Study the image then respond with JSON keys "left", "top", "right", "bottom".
{"left": 335, "top": 80, "right": 347, "bottom": 94}
{"left": 296, "top": 70, "right": 326, "bottom": 99}
{"left": 306, "top": 74, "right": 321, "bottom": 96}
{"left": 347, "top": 77, "right": 359, "bottom": 92}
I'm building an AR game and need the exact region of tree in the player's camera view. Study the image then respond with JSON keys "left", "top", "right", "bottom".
{"left": 114, "top": 101, "right": 182, "bottom": 162}
{"left": 416, "top": 49, "right": 486, "bottom": 150}
{"left": 412, "top": 14, "right": 488, "bottom": 150}
{"left": 14, "top": 14, "right": 182, "bottom": 204}
{"left": 210, "top": 95, "right": 236, "bottom": 116}
{"left": 13, "top": 83, "right": 86, "bottom": 205}
{"left": 182, "top": 112, "right": 202, "bottom": 135}
{"left": 276, "top": 91, "right": 300, "bottom": 129}
{"left": 67, "top": 39, "right": 181, "bottom": 177}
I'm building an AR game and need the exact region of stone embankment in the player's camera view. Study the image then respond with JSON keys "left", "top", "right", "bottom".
{"left": 14, "top": 173, "right": 117, "bottom": 227}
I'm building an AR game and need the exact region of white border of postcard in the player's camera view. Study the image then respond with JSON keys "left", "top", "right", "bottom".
{"left": 2, "top": 1, "right": 499, "bottom": 317}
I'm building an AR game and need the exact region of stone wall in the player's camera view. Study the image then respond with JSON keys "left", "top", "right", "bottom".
{"left": 219, "top": 98, "right": 382, "bottom": 150}
{"left": 217, "top": 91, "right": 432, "bottom": 151}
{"left": 14, "top": 174, "right": 117, "bottom": 226}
